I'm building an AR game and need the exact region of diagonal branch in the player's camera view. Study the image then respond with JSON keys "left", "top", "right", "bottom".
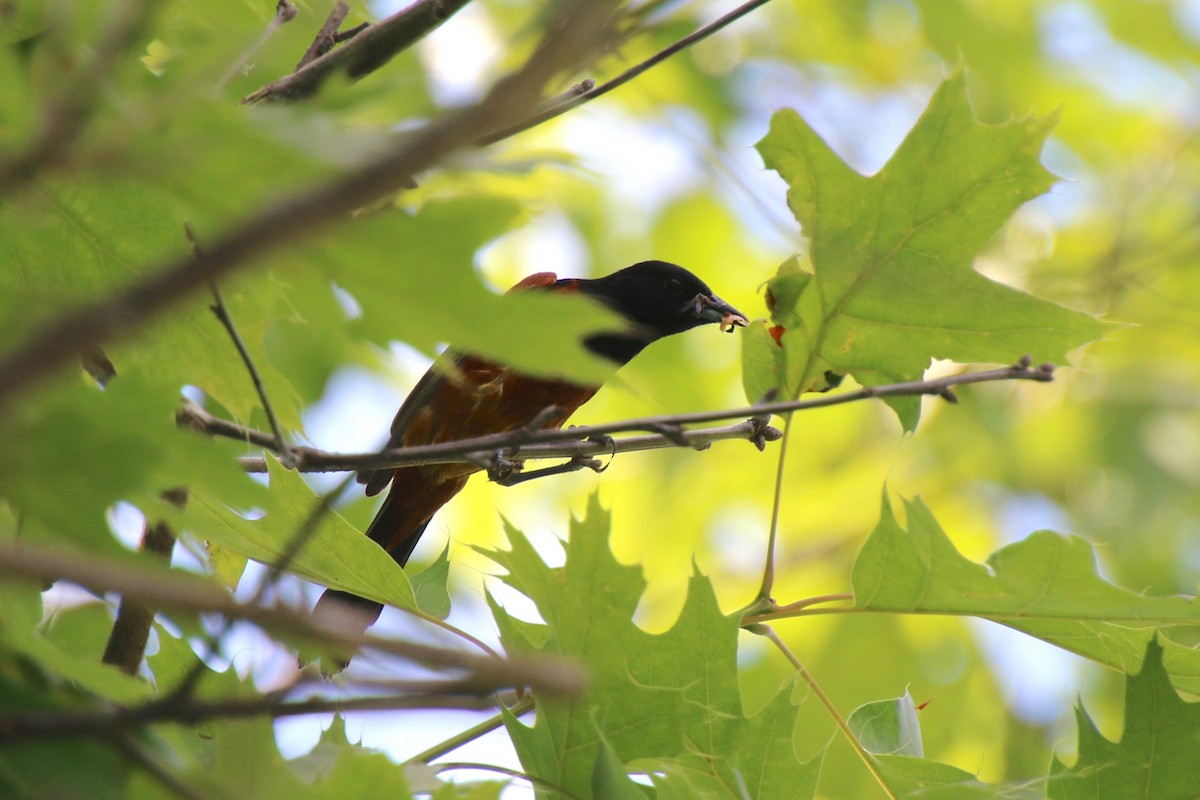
{"left": 207, "top": 279, "right": 294, "bottom": 465}
{"left": 101, "top": 503, "right": 181, "bottom": 675}
{"left": 295, "top": 1, "right": 350, "bottom": 71}
{"left": 187, "top": 222, "right": 295, "bottom": 466}
{"left": 242, "top": 0, "right": 474, "bottom": 103}
{"left": 476, "top": 0, "right": 776, "bottom": 147}
{"left": 0, "top": 1, "right": 621, "bottom": 412}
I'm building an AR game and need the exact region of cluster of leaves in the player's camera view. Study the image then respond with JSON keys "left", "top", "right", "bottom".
{"left": 2, "top": 0, "right": 1199, "bottom": 799}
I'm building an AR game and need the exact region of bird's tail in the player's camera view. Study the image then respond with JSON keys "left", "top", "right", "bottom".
{"left": 310, "top": 486, "right": 439, "bottom": 671}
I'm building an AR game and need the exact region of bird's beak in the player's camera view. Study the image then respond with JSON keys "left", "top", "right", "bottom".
{"left": 689, "top": 293, "right": 749, "bottom": 333}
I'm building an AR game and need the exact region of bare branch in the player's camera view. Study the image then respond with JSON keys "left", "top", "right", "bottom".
{"left": 225, "top": 418, "right": 782, "bottom": 475}
{"left": 4, "top": 689, "right": 528, "bottom": 742}
{"left": 296, "top": 1, "right": 350, "bottom": 70}
{"left": 243, "top": 0, "right": 473, "bottom": 103}
{"left": 0, "top": 539, "right": 584, "bottom": 696}
{"left": 178, "top": 399, "right": 279, "bottom": 449}
{"left": 115, "top": 734, "right": 213, "bottom": 800}
{"left": 177, "top": 361, "right": 1052, "bottom": 474}
{"left": 188, "top": 223, "right": 295, "bottom": 466}
{"left": 101, "top": 508, "right": 180, "bottom": 675}
{"left": 476, "top": 0, "right": 777, "bottom": 146}
{"left": 0, "top": 1, "right": 621, "bottom": 412}
{"left": 207, "top": 281, "right": 294, "bottom": 465}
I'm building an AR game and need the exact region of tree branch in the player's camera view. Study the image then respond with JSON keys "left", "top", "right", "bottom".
{"left": 242, "top": 0, "right": 474, "bottom": 104}
{"left": 206, "top": 278, "right": 294, "bottom": 465}
{"left": 3, "top": 689, "right": 525, "bottom": 742}
{"left": 475, "top": 0, "right": 776, "bottom": 147}
{"left": 295, "top": 1, "right": 350, "bottom": 71}
{"left": 176, "top": 360, "right": 1053, "bottom": 474}
{"left": 0, "top": 540, "right": 584, "bottom": 696}
{"left": 101, "top": 507, "right": 180, "bottom": 676}
{"left": 188, "top": 222, "right": 295, "bottom": 466}
{"left": 114, "top": 733, "right": 213, "bottom": 800}
{"left": 0, "top": 1, "right": 621, "bottom": 412}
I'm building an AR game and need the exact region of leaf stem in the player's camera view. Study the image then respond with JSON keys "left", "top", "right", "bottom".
{"left": 433, "top": 762, "right": 582, "bottom": 800}
{"left": 405, "top": 696, "right": 535, "bottom": 765}
{"left": 757, "top": 414, "right": 793, "bottom": 600}
{"left": 761, "top": 626, "right": 898, "bottom": 800}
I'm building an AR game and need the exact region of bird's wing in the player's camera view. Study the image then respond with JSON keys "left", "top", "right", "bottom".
{"left": 358, "top": 272, "right": 561, "bottom": 495}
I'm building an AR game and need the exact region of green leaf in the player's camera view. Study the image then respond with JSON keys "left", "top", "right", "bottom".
{"left": 0, "top": 362, "right": 268, "bottom": 564}
{"left": 1049, "top": 639, "right": 1200, "bottom": 799}
{"left": 849, "top": 690, "right": 924, "bottom": 758}
{"left": 410, "top": 544, "right": 452, "bottom": 619}
{"left": 481, "top": 495, "right": 820, "bottom": 798}
{"left": 852, "top": 492, "right": 1200, "bottom": 691}
{"left": 185, "top": 456, "right": 416, "bottom": 612}
{"left": 740, "top": 318, "right": 783, "bottom": 403}
{"left": 755, "top": 72, "right": 1112, "bottom": 428}
{"left": 871, "top": 756, "right": 1017, "bottom": 799}
{"left": 592, "top": 736, "right": 649, "bottom": 800}
{"left": 0, "top": 634, "right": 137, "bottom": 800}
{"left": 329, "top": 199, "right": 621, "bottom": 385}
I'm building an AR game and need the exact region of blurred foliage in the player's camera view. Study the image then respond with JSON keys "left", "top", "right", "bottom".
{"left": 1, "top": 0, "right": 1198, "bottom": 798}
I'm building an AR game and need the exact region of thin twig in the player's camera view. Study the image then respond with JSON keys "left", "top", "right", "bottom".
{"left": 296, "top": 1, "right": 350, "bottom": 70}
{"left": 434, "top": 763, "right": 583, "bottom": 800}
{"left": 759, "top": 626, "right": 899, "bottom": 800}
{"left": 193, "top": 228, "right": 294, "bottom": 466}
{"left": 114, "top": 733, "right": 212, "bottom": 800}
{"left": 221, "top": 417, "right": 782, "bottom": 474}
{"left": 178, "top": 362, "right": 1052, "bottom": 474}
{"left": 218, "top": 0, "right": 298, "bottom": 87}
{"left": 476, "top": 0, "right": 776, "bottom": 146}
{"left": 163, "top": 474, "right": 354, "bottom": 704}
{"left": 243, "top": 0, "right": 474, "bottom": 103}
{"left": 400, "top": 606, "right": 505, "bottom": 662}
{"left": 178, "top": 400, "right": 279, "bottom": 449}
{"left": 405, "top": 696, "right": 535, "bottom": 765}
{"left": 0, "top": 1, "right": 621, "bottom": 412}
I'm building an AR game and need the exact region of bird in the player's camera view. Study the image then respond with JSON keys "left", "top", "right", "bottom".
{"left": 312, "top": 260, "right": 747, "bottom": 639}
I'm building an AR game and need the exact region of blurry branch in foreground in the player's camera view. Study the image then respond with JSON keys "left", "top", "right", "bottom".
{"left": 0, "top": 1, "right": 620, "bottom": 411}
{"left": 0, "top": 538, "right": 583, "bottom": 740}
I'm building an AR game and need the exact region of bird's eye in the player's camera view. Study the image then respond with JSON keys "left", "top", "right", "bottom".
{"left": 664, "top": 277, "right": 684, "bottom": 295}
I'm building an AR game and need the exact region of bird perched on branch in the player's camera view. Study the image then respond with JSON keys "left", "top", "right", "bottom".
{"left": 313, "top": 261, "right": 747, "bottom": 640}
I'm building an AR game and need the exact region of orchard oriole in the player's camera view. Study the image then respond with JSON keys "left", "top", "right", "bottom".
{"left": 313, "top": 261, "right": 747, "bottom": 634}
